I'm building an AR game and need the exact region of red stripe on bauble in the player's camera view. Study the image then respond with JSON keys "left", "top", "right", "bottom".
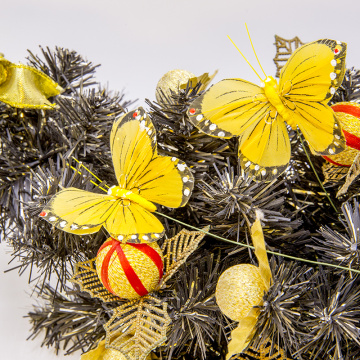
{"left": 342, "top": 129, "right": 360, "bottom": 151}
{"left": 331, "top": 104, "right": 360, "bottom": 118}
{"left": 322, "top": 156, "right": 351, "bottom": 168}
{"left": 116, "top": 244, "right": 148, "bottom": 297}
{"left": 129, "top": 243, "right": 164, "bottom": 280}
{"left": 99, "top": 240, "right": 118, "bottom": 295}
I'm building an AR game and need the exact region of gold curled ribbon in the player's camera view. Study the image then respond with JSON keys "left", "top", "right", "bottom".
{"left": 0, "top": 55, "right": 63, "bottom": 109}
{"left": 226, "top": 210, "right": 272, "bottom": 359}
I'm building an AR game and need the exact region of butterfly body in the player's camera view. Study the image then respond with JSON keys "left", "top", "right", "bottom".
{"left": 262, "top": 76, "right": 295, "bottom": 127}
{"left": 107, "top": 186, "right": 157, "bottom": 212}
{"left": 40, "top": 107, "right": 194, "bottom": 243}
{"left": 187, "top": 39, "right": 347, "bottom": 179}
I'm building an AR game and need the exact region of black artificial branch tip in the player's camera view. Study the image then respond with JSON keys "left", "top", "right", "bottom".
{"left": 311, "top": 199, "right": 360, "bottom": 270}
{"left": 298, "top": 270, "right": 360, "bottom": 360}
{"left": 147, "top": 83, "right": 238, "bottom": 182}
{"left": 7, "top": 159, "right": 107, "bottom": 291}
{"left": 27, "top": 46, "right": 100, "bottom": 93}
{"left": 164, "top": 251, "right": 231, "bottom": 360}
{"left": 251, "top": 257, "right": 315, "bottom": 359}
{"left": 27, "top": 284, "right": 121, "bottom": 355}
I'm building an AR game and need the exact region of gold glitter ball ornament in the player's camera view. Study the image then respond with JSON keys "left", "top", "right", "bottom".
{"left": 155, "top": 69, "right": 195, "bottom": 103}
{"left": 81, "top": 339, "right": 152, "bottom": 360}
{"left": 96, "top": 238, "right": 164, "bottom": 300}
{"left": 215, "top": 264, "right": 267, "bottom": 321}
{"left": 323, "top": 102, "right": 360, "bottom": 167}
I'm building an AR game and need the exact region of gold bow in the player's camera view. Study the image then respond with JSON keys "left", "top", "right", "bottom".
{"left": 0, "top": 55, "right": 63, "bottom": 109}
{"left": 227, "top": 210, "right": 272, "bottom": 359}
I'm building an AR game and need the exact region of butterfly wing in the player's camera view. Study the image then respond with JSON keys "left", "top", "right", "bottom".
{"left": 291, "top": 102, "right": 345, "bottom": 155}
{"left": 104, "top": 201, "right": 165, "bottom": 243}
{"left": 187, "top": 79, "right": 269, "bottom": 138}
{"left": 111, "top": 107, "right": 194, "bottom": 208}
{"left": 238, "top": 112, "right": 290, "bottom": 179}
{"left": 110, "top": 107, "right": 156, "bottom": 189}
{"left": 40, "top": 188, "right": 115, "bottom": 235}
{"left": 40, "top": 188, "right": 165, "bottom": 242}
{"left": 279, "top": 39, "right": 346, "bottom": 154}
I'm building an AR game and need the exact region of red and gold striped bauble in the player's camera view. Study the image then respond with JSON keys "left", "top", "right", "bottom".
{"left": 323, "top": 102, "right": 360, "bottom": 167}
{"left": 96, "top": 238, "right": 164, "bottom": 300}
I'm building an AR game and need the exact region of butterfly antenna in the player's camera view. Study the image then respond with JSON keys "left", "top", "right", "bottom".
{"left": 227, "top": 35, "right": 263, "bottom": 82}
{"left": 67, "top": 163, "right": 108, "bottom": 193}
{"left": 70, "top": 157, "right": 109, "bottom": 192}
{"left": 72, "top": 157, "right": 109, "bottom": 188}
{"left": 245, "top": 23, "right": 267, "bottom": 78}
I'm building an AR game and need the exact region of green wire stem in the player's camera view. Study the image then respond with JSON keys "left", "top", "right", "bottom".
{"left": 297, "top": 130, "right": 338, "bottom": 213}
{"left": 155, "top": 211, "right": 360, "bottom": 275}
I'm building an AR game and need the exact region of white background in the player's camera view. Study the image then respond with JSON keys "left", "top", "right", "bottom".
{"left": 1, "top": 0, "right": 360, "bottom": 359}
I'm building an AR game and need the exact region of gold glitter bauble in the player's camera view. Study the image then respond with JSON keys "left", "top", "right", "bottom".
{"left": 96, "top": 238, "right": 163, "bottom": 300}
{"left": 324, "top": 102, "right": 360, "bottom": 166}
{"left": 81, "top": 339, "right": 152, "bottom": 360}
{"left": 155, "top": 69, "right": 195, "bottom": 103}
{"left": 215, "top": 264, "right": 266, "bottom": 321}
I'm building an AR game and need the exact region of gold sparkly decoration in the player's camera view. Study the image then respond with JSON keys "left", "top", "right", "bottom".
{"left": 216, "top": 264, "right": 266, "bottom": 321}
{"left": 81, "top": 340, "right": 152, "bottom": 360}
{"left": 156, "top": 69, "right": 195, "bottom": 103}
{"left": 72, "top": 258, "right": 119, "bottom": 303}
{"left": 322, "top": 161, "right": 348, "bottom": 184}
{"left": 229, "top": 338, "right": 293, "bottom": 360}
{"left": 104, "top": 295, "right": 170, "bottom": 360}
{"left": 323, "top": 102, "right": 360, "bottom": 167}
{"left": 159, "top": 227, "right": 208, "bottom": 288}
{"left": 96, "top": 239, "right": 164, "bottom": 300}
{"left": 225, "top": 212, "right": 273, "bottom": 360}
{"left": 155, "top": 69, "right": 217, "bottom": 103}
{"left": 337, "top": 152, "right": 360, "bottom": 197}
{"left": 273, "top": 35, "right": 304, "bottom": 77}
{"left": 0, "top": 55, "right": 63, "bottom": 109}
{"left": 73, "top": 229, "right": 204, "bottom": 360}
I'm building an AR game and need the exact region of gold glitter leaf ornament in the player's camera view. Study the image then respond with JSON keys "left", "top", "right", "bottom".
{"left": 159, "top": 227, "right": 208, "bottom": 287}
{"left": 104, "top": 296, "right": 170, "bottom": 360}
{"left": 0, "top": 55, "right": 63, "bottom": 109}
{"left": 273, "top": 35, "right": 304, "bottom": 78}
{"left": 72, "top": 258, "right": 120, "bottom": 303}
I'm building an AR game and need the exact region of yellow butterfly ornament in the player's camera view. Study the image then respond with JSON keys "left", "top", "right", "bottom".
{"left": 187, "top": 33, "right": 347, "bottom": 179}
{"left": 39, "top": 107, "right": 194, "bottom": 243}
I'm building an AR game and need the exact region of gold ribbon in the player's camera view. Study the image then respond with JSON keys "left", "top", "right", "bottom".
{"left": 0, "top": 55, "right": 63, "bottom": 109}
{"left": 226, "top": 210, "right": 272, "bottom": 359}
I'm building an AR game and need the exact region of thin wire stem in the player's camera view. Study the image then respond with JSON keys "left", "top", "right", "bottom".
{"left": 297, "top": 130, "right": 339, "bottom": 213}
{"left": 155, "top": 211, "right": 360, "bottom": 275}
